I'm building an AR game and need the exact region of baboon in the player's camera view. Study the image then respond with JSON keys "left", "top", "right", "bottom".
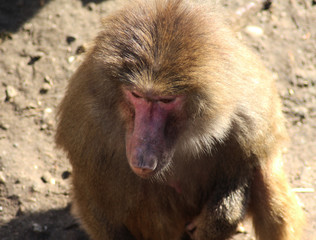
{"left": 56, "top": 0, "right": 304, "bottom": 239}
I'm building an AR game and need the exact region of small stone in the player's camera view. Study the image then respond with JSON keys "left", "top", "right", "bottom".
{"left": 5, "top": 85, "right": 18, "bottom": 101}
{"left": 0, "top": 32, "right": 12, "bottom": 43}
{"left": 66, "top": 36, "right": 76, "bottom": 44}
{"left": 32, "top": 223, "right": 43, "bottom": 233}
{"left": 0, "top": 122, "right": 9, "bottom": 130}
{"left": 23, "top": 22, "right": 32, "bottom": 31}
{"left": 62, "top": 170, "right": 71, "bottom": 180}
{"left": 26, "top": 103, "right": 37, "bottom": 109}
{"left": 293, "top": 106, "right": 308, "bottom": 119}
{"left": 42, "top": 108, "right": 53, "bottom": 126}
{"left": 0, "top": 172, "right": 6, "bottom": 184}
{"left": 76, "top": 44, "right": 86, "bottom": 55}
{"left": 50, "top": 178, "right": 56, "bottom": 185}
{"left": 295, "top": 69, "right": 316, "bottom": 87}
{"left": 40, "top": 83, "right": 51, "bottom": 94}
{"left": 44, "top": 107, "right": 53, "bottom": 114}
{"left": 27, "top": 55, "right": 42, "bottom": 65}
{"left": 262, "top": 0, "right": 272, "bottom": 10}
{"left": 288, "top": 88, "right": 294, "bottom": 95}
{"left": 41, "top": 171, "right": 55, "bottom": 184}
{"left": 68, "top": 56, "right": 75, "bottom": 63}
{"left": 44, "top": 75, "right": 53, "bottom": 84}
{"left": 28, "top": 197, "right": 37, "bottom": 202}
{"left": 244, "top": 25, "right": 264, "bottom": 37}
{"left": 41, "top": 172, "right": 50, "bottom": 183}
{"left": 236, "top": 223, "right": 247, "bottom": 233}
{"left": 40, "top": 123, "right": 48, "bottom": 130}
{"left": 30, "top": 184, "right": 40, "bottom": 193}
{"left": 86, "top": 2, "right": 96, "bottom": 11}
{"left": 16, "top": 205, "right": 26, "bottom": 216}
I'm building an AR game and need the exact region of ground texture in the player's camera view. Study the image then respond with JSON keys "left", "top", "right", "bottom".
{"left": 0, "top": 0, "right": 315, "bottom": 239}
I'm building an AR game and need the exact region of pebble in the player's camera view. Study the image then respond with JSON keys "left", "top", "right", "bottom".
{"left": 32, "top": 222, "right": 47, "bottom": 233}
{"left": 68, "top": 56, "right": 75, "bottom": 63}
{"left": 42, "top": 108, "right": 53, "bottom": 125}
{"left": 86, "top": 2, "right": 96, "bottom": 11}
{"left": 27, "top": 55, "right": 42, "bottom": 65}
{"left": 0, "top": 122, "right": 9, "bottom": 130}
{"left": 76, "top": 44, "right": 86, "bottom": 55}
{"left": 66, "top": 36, "right": 76, "bottom": 44}
{"left": 13, "top": 143, "right": 19, "bottom": 148}
{"left": 236, "top": 223, "right": 247, "bottom": 233}
{"left": 41, "top": 171, "right": 56, "bottom": 184}
{"left": 244, "top": 25, "right": 264, "bottom": 37}
{"left": 61, "top": 170, "right": 71, "bottom": 180}
{"left": 40, "top": 83, "right": 51, "bottom": 94}
{"left": 288, "top": 88, "right": 295, "bottom": 95}
{"left": 5, "top": 85, "right": 18, "bottom": 101}
{"left": 293, "top": 106, "right": 308, "bottom": 119}
{"left": 30, "top": 184, "right": 40, "bottom": 193}
{"left": 44, "top": 75, "right": 53, "bottom": 85}
{"left": 16, "top": 205, "right": 26, "bottom": 216}
{"left": 0, "top": 172, "right": 6, "bottom": 184}
{"left": 40, "top": 123, "right": 48, "bottom": 130}
{"left": 295, "top": 69, "right": 316, "bottom": 87}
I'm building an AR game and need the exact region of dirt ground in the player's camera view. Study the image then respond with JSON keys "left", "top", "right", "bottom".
{"left": 0, "top": 0, "right": 315, "bottom": 239}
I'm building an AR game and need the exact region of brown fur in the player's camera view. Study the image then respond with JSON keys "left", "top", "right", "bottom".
{"left": 56, "top": 0, "right": 304, "bottom": 239}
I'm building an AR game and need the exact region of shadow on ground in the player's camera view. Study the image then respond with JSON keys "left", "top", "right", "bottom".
{"left": 0, "top": 205, "right": 89, "bottom": 240}
{"left": 0, "top": 0, "right": 105, "bottom": 33}
{"left": 81, "top": 0, "right": 106, "bottom": 5}
{"left": 0, "top": 0, "right": 52, "bottom": 32}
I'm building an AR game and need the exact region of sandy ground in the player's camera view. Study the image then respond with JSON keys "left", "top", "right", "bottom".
{"left": 0, "top": 0, "right": 315, "bottom": 239}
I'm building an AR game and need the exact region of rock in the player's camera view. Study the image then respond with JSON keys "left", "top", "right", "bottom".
{"left": 66, "top": 36, "right": 76, "bottom": 44}
{"left": 41, "top": 171, "right": 51, "bottom": 183}
{"left": 244, "top": 25, "right": 264, "bottom": 37}
{"left": 62, "top": 170, "right": 71, "bottom": 180}
{"left": 5, "top": 85, "right": 18, "bottom": 101}
{"left": 0, "top": 122, "right": 9, "bottom": 130}
{"left": 288, "top": 88, "right": 295, "bottom": 96}
{"left": 30, "top": 184, "right": 40, "bottom": 193}
{"left": 68, "top": 56, "right": 75, "bottom": 63}
{"left": 32, "top": 222, "right": 47, "bottom": 233}
{"left": 262, "top": 0, "right": 272, "bottom": 10}
{"left": 0, "top": 172, "right": 6, "bottom": 184}
{"left": 40, "top": 83, "right": 51, "bottom": 94}
{"left": 41, "top": 171, "right": 55, "bottom": 184}
{"left": 27, "top": 55, "right": 42, "bottom": 65}
{"left": 295, "top": 69, "right": 316, "bottom": 87}
{"left": 86, "top": 2, "right": 96, "bottom": 11}
{"left": 76, "top": 44, "right": 86, "bottom": 55}
{"left": 44, "top": 75, "right": 53, "bottom": 85}
{"left": 16, "top": 205, "right": 26, "bottom": 216}
{"left": 236, "top": 223, "right": 247, "bottom": 234}
{"left": 293, "top": 106, "right": 309, "bottom": 119}
{"left": 40, "top": 123, "right": 48, "bottom": 130}
{"left": 42, "top": 108, "right": 54, "bottom": 125}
